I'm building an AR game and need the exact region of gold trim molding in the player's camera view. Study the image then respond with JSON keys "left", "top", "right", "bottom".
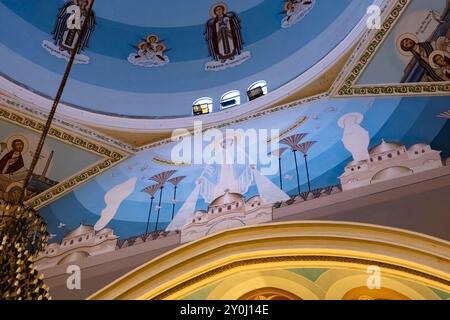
{"left": 88, "top": 221, "right": 450, "bottom": 300}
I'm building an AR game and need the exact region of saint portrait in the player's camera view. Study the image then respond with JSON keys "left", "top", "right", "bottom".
{"left": 0, "top": 135, "right": 29, "bottom": 203}
{"left": 42, "top": 0, "right": 96, "bottom": 64}
{"left": 281, "top": 0, "right": 315, "bottom": 28}
{"left": 398, "top": 1, "right": 450, "bottom": 83}
{"left": 0, "top": 138, "right": 26, "bottom": 175}
{"left": 429, "top": 50, "right": 450, "bottom": 80}
{"left": 128, "top": 34, "right": 170, "bottom": 68}
{"left": 204, "top": 3, "right": 251, "bottom": 71}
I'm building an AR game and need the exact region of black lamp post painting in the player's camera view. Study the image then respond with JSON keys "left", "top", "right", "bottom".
{"left": 295, "top": 141, "right": 317, "bottom": 193}
{"left": 149, "top": 170, "right": 177, "bottom": 231}
{"left": 280, "top": 133, "right": 308, "bottom": 195}
{"left": 141, "top": 184, "right": 160, "bottom": 234}
{"left": 268, "top": 147, "right": 288, "bottom": 190}
{"left": 168, "top": 176, "right": 186, "bottom": 220}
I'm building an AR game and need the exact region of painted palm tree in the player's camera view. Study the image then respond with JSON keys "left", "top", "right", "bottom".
{"left": 280, "top": 133, "right": 308, "bottom": 195}
{"left": 268, "top": 147, "right": 288, "bottom": 190}
{"left": 149, "top": 170, "right": 177, "bottom": 231}
{"left": 294, "top": 141, "right": 317, "bottom": 192}
{"left": 168, "top": 176, "right": 186, "bottom": 220}
{"left": 141, "top": 184, "right": 161, "bottom": 234}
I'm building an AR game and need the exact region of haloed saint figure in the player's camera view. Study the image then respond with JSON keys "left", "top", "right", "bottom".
{"left": 42, "top": 0, "right": 96, "bottom": 64}
{"left": 53, "top": 0, "right": 96, "bottom": 53}
{"left": 0, "top": 139, "right": 25, "bottom": 175}
{"left": 397, "top": 1, "right": 450, "bottom": 83}
{"left": 205, "top": 3, "right": 251, "bottom": 71}
{"left": 206, "top": 4, "right": 243, "bottom": 62}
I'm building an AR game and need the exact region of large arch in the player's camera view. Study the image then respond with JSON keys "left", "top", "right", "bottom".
{"left": 88, "top": 221, "right": 450, "bottom": 300}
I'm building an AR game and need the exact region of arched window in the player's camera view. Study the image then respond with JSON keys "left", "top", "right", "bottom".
{"left": 247, "top": 80, "right": 268, "bottom": 101}
{"left": 193, "top": 97, "right": 213, "bottom": 115}
{"left": 220, "top": 90, "right": 240, "bottom": 109}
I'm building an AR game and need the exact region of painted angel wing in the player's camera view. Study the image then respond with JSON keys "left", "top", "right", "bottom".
{"left": 52, "top": 2, "right": 72, "bottom": 42}
{"left": 205, "top": 19, "right": 218, "bottom": 60}
{"left": 79, "top": 11, "right": 96, "bottom": 53}
{"left": 227, "top": 12, "right": 244, "bottom": 49}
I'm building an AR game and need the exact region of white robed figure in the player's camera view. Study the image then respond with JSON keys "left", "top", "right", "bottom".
{"left": 166, "top": 136, "right": 290, "bottom": 231}
{"left": 338, "top": 113, "right": 370, "bottom": 162}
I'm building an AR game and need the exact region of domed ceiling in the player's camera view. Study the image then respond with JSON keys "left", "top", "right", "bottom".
{"left": 0, "top": 0, "right": 372, "bottom": 119}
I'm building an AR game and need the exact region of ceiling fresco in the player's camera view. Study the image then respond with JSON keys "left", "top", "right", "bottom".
{"left": 37, "top": 94, "right": 450, "bottom": 245}
{"left": 0, "top": 105, "right": 128, "bottom": 207}
{"left": 334, "top": 0, "right": 450, "bottom": 97}
{"left": 0, "top": 0, "right": 373, "bottom": 118}
{"left": 1, "top": 1, "right": 448, "bottom": 301}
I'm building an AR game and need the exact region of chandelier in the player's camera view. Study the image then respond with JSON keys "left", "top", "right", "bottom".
{"left": 0, "top": 0, "right": 96, "bottom": 300}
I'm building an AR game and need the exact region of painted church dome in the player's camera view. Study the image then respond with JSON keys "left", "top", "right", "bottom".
{"left": 0, "top": 0, "right": 373, "bottom": 124}
{"left": 63, "top": 224, "right": 94, "bottom": 239}
{"left": 210, "top": 191, "right": 244, "bottom": 207}
{"left": 369, "top": 140, "right": 403, "bottom": 156}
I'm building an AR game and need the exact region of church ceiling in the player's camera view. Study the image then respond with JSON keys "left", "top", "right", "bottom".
{"left": 37, "top": 94, "right": 450, "bottom": 244}
{"left": 333, "top": 0, "right": 450, "bottom": 97}
{"left": 0, "top": 99, "right": 130, "bottom": 208}
{"left": 0, "top": 0, "right": 372, "bottom": 118}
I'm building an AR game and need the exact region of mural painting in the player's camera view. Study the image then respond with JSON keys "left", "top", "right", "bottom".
{"left": 396, "top": 1, "right": 450, "bottom": 83}
{"left": 128, "top": 34, "right": 170, "bottom": 68}
{"left": 35, "top": 95, "right": 450, "bottom": 268}
{"left": 42, "top": 0, "right": 96, "bottom": 64}
{"left": 281, "top": 0, "right": 315, "bottom": 28}
{"left": 205, "top": 3, "right": 251, "bottom": 71}
{"left": 355, "top": 0, "right": 450, "bottom": 86}
{"left": 0, "top": 112, "right": 111, "bottom": 205}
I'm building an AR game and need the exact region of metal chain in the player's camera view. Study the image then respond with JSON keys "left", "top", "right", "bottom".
{"left": 19, "top": 0, "right": 96, "bottom": 203}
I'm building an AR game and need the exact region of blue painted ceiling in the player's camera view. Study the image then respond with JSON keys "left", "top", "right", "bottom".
{"left": 0, "top": 0, "right": 372, "bottom": 118}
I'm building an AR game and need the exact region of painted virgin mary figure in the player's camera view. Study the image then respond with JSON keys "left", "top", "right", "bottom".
{"left": 205, "top": 3, "right": 244, "bottom": 62}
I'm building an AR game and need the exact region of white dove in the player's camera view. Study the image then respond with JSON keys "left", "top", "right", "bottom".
{"left": 94, "top": 177, "right": 137, "bottom": 231}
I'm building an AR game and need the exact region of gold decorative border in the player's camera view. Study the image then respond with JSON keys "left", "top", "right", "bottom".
{"left": 0, "top": 107, "right": 129, "bottom": 208}
{"left": 333, "top": 0, "right": 450, "bottom": 97}
{"left": 89, "top": 221, "right": 450, "bottom": 300}
{"left": 0, "top": 93, "right": 136, "bottom": 153}
{"left": 152, "top": 255, "right": 450, "bottom": 300}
